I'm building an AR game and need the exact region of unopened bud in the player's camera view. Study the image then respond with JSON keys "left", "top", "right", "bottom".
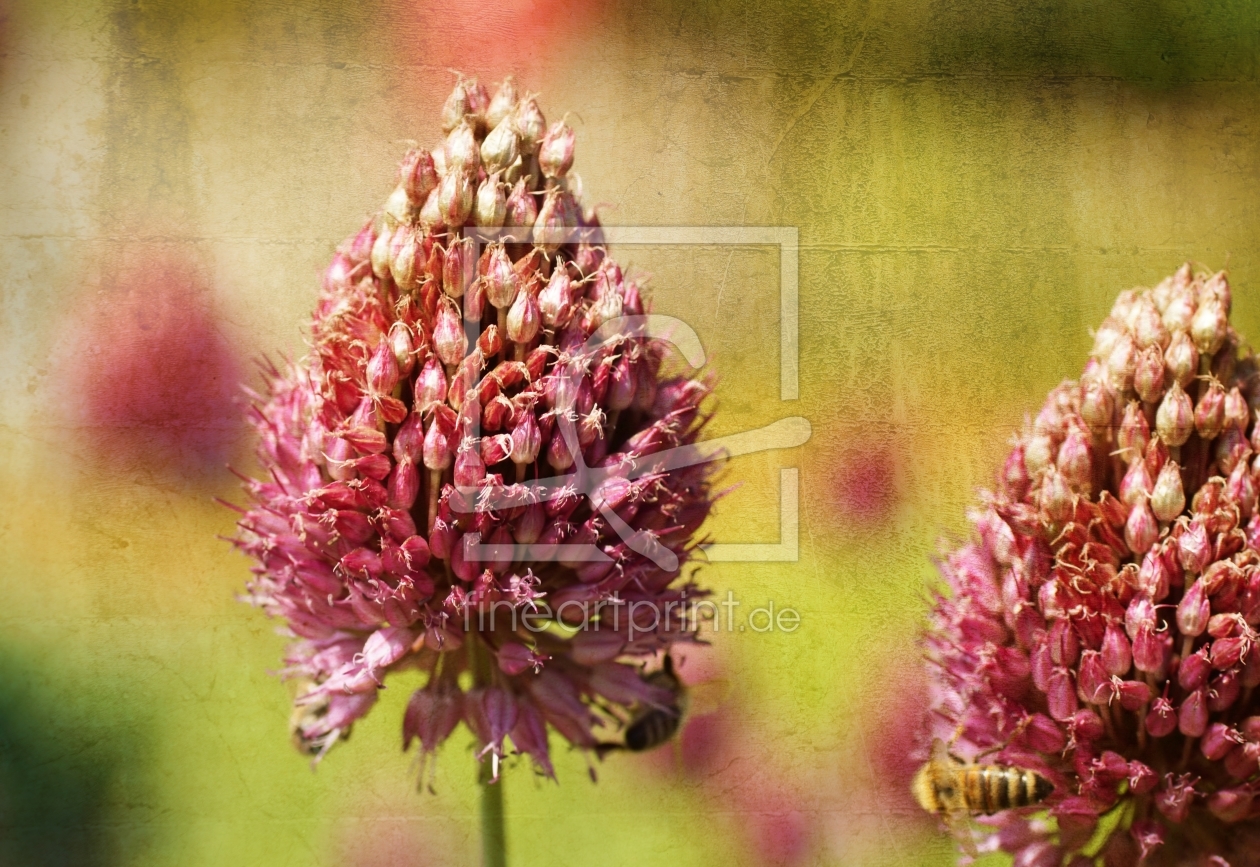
{"left": 486, "top": 77, "right": 517, "bottom": 130}
{"left": 1156, "top": 380, "right": 1194, "bottom": 447}
{"left": 414, "top": 357, "right": 447, "bottom": 411}
{"left": 444, "top": 118, "right": 481, "bottom": 174}
{"left": 1118, "top": 402, "right": 1150, "bottom": 460}
{"left": 1080, "top": 376, "right": 1117, "bottom": 434}
{"left": 538, "top": 120, "right": 576, "bottom": 178}
{"left": 513, "top": 96, "right": 546, "bottom": 151}
{"left": 1225, "top": 386, "right": 1249, "bottom": 431}
{"left": 389, "top": 322, "right": 415, "bottom": 377}
{"left": 484, "top": 244, "right": 519, "bottom": 310}
{"left": 481, "top": 117, "right": 520, "bottom": 174}
{"left": 400, "top": 148, "right": 438, "bottom": 207}
{"left": 441, "top": 76, "right": 473, "bottom": 132}
{"left": 539, "top": 265, "right": 573, "bottom": 329}
{"left": 423, "top": 407, "right": 456, "bottom": 471}
{"left": 367, "top": 338, "right": 400, "bottom": 395}
{"left": 1163, "top": 284, "right": 1196, "bottom": 332}
{"left": 477, "top": 324, "right": 503, "bottom": 358}
{"left": 443, "top": 237, "right": 476, "bottom": 300}
{"left": 370, "top": 218, "right": 395, "bottom": 278}
{"left": 1164, "top": 330, "right": 1199, "bottom": 388}
{"left": 1040, "top": 467, "right": 1074, "bottom": 525}
{"left": 507, "top": 283, "right": 541, "bottom": 344}
{"left": 1192, "top": 295, "right": 1228, "bottom": 356}
{"left": 474, "top": 172, "right": 507, "bottom": 228}
{"left": 1106, "top": 332, "right": 1138, "bottom": 391}
{"left": 1179, "top": 518, "right": 1212, "bottom": 575}
{"left": 454, "top": 442, "right": 486, "bottom": 488}
{"left": 1150, "top": 460, "right": 1185, "bottom": 522}
{"left": 1178, "top": 579, "right": 1211, "bottom": 636}
{"left": 1132, "top": 296, "right": 1168, "bottom": 349}
{"left": 433, "top": 297, "right": 467, "bottom": 366}
{"left": 1057, "top": 425, "right": 1093, "bottom": 491}
{"left": 437, "top": 170, "right": 475, "bottom": 228}
{"left": 1126, "top": 497, "right": 1159, "bottom": 555}
{"left": 504, "top": 178, "right": 538, "bottom": 231}
{"left": 1024, "top": 433, "right": 1054, "bottom": 476}
{"left": 510, "top": 412, "right": 542, "bottom": 464}
{"left": 389, "top": 225, "right": 420, "bottom": 290}
{"left": 1120, "top": 458, "right": 1154, "bottom": 507}
{"left": 1195, "top": 378, "right": 1227, "bottom": 440}
{"left": 1134, "top": 345, "right": 1166, "bottom": 404}
{"left": 418, "top": 187, "right": 443, "bottom": 232}
{"left": 533, "top": 189, "right": 567, "bottom": 254}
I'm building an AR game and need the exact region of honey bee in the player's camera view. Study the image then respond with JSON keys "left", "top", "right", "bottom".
{"left": 596, "top": 654, "right": 726, "bottom": 757}
{"left": 288, "top": 680, "right": 349, "bottom": 763}
{"left": 912, "top": 738, "right": 1053, "bottom": 853}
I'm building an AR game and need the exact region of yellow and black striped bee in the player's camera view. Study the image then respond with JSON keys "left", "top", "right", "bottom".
{"left": 913, "top": 739, "right": 1053, "bottom": 853}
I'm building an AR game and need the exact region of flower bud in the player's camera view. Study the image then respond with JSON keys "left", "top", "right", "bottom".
{"left": 1178, "top": 687, "right": 1209, "bottom": 737}
{"left": 370, "top": 218, "right": 395, "bottom": 278}
{"left": 444, "top": 118, "right": 481, "bottom": 174}
{"left": 1125, "top": 497, "right": 1158, "bottom": 555}
{"left": 441, "top": 76, "right": 473, "bottom": 132}
{"left": 367, "top": 338, "right": 400, "bottom": 395}
{"left": 418, "top": 187, "right": 443, "bottom": 232}
{"left": 1134, "top": 625, "right": 1171, "bottom": 675}
{"left": 507, "top": 282, "right": 541, "bottom": 345}
{"left": 474, "top": 176, "right": 507, "bottom": 230}
{"left": 1192, "top": 295, "right": 1228, "bottom": 355}
{"left": 437, "top": 169, "right": 475, "bottom": 228}
{"left": 389, "top": 224, "right": 420, "bottom": 290}
{"left": 1165, "top": 330, "right": 1199, "bottom": 387}
{"left": 504, "top": 178, "right": 538, "bottom": 231}
{"left": 1150, "top": 460, "right": 1185, "bottom": 522}
{"left": 1178, "top": 518, "right": 1212, "bottom": 575}
{"left": 1119, "top": 457, "right": 1153, "bottom": 507}
{"left": 1138, "top": 548, "right": 1171, "bottom": 600}
{"left": 1056, "top": 425, "right": 1093, "bottom": 491}
{"left": 1179, "top": 647, "right": 1212, "bottom": 691}
{"left": 1163, "top": 284, "right": 1196, "bottom": 332}
{"left": 1194, "top": 378, "right": 1227, "bottom": 440}
{"left": 538, "top": 120, "right": 576, "bottom": 178}
{"left": 1106, "top": 332, "right": 1138, "bottom": 391}
{"left": 1079, "top": 376, "right": 1116, "bottom": 434}
{"left": 533, "top": 188, "right": 567, "bottom": 254}
{"left": 483, "top": 244, "right": 519, "bottom": 310}
{"left": 1118, "top": 402, "right": 1149, "bottom": 460}
{"left": 400, "top": 148, "right": 439, "bottom": 207}
{"left": 513, "top": 96, "right": 546, "bottom": 151}
{"left": 1024, "top": 433, "right": 1054, "bottom": 476}
{"left": 1040, "top": 467, "right": 1074, "bottom": 525}
{"left": 442, "top": 236, "right": 476, "bottom": 300}
{"left": 481, "top": 116, "right": 520, "bottom": 174}
{"left": 453, "top": 442, "right": 486, "bottom": 488}
{"left": 1156, "top": 379, "right": 1194, "bottom": 447}
{"left": 414, "top": 356, "right": 447, "bottom": 411}
{"left": 538, "top": 265, "right": 573, "bottom": 329}
{"left": 1133, "top": 345, "right": 1166, "bottom": 404}
{"left": 1131, "top": 297, "right": 1168, "bottom": 349}
{"left": 486, "top": 76, "right": 517, "bottom": 130}
{"left": 433, "top": 297, "right": 467, "bottom": 366}
{"left": 510, "top": 412, "right": 542, "bottom": 465}
{"left": 422, "top": 409, "right": 455, "bottom": 471}
{"left": 1178, "top": 579, "right": 1210, "bottom": 637}
{"left": 1102, "top": 621, "right": 1132, "bottom": 676}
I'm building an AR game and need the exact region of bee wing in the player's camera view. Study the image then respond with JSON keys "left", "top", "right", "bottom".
{"left": 941, "top": 809, "right": 980, "bottom": 858}
{"left": 683, "top": 678, "right": 730, "bottom": 717}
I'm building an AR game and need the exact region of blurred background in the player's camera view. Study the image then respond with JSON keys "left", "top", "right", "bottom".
{"left": 3, "top": 0, "right": 1260, "bottom": 864}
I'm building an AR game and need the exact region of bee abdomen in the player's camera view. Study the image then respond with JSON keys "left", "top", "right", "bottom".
{"left": 962, "top": 765, "right": 1052, "bottom": 814}
{"left": 624, "top": 707, "right": 681, "bottom": 751}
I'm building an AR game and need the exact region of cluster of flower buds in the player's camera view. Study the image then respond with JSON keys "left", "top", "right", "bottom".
{"left": 921, "top": 264, "right": 1260, "bottom": 864}
{"left": 232, "top": 75, "right": 718, "bottom": 782}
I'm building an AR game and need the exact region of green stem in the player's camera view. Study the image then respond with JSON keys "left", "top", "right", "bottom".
{"left": 479, "top": 759, "right": 507, "bottom": 867}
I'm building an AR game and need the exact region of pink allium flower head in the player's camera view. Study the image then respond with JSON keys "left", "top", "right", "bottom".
{"left": 921, "top": 264, "right": 1260, "bottom": 865}
{"left": 232, "top": 75, "right": 719, "bottom": 782}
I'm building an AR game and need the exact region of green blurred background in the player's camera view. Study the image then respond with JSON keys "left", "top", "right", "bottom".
{"left": 3, "top": 0, "right": 1260, "bottom": 864}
